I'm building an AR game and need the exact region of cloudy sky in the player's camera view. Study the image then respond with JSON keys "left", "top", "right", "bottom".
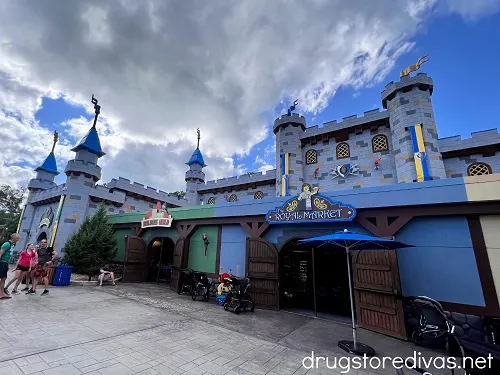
{"left": 1, "top": 0, "right": 499, "bottom": 193}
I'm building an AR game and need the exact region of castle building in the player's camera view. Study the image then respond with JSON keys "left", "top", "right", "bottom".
{"left": 188, "top": 73, "right": 499, "bottom": 205}
{"left": 106, "top": 71, "right": 500, "bottom": 342}
{"left": 17, "top": 97, "right": 186, "bottom": 251}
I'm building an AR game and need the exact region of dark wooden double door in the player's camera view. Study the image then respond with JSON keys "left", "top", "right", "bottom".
{"left": 245, "top": 237, "right": 407, "bottom": 339}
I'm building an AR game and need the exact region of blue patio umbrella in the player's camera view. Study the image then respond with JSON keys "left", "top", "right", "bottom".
{"left": 298, "top": 229, "right": 414, "bottom": 357}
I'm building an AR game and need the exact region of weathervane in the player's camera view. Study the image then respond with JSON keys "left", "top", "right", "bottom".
{"left": 287, "top": 99, "right": 298, "bottom": 116}
{"left": 91, "top": 94, "right": 101, "bottom": 128}
{"left": 51, "top": 131, "right": 58, "bottom": 153}
{"left": 197, "top": 128, "right": 201, "bottom": 149}
{"left": 400, "top": 55, "right": 429, "bottom": 78}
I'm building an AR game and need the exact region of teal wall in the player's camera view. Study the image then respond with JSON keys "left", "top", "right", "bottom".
{"left": 188, "top": 226, "right": 219, "bottom": 273}
{"left": 113, "top": 228, "right": 131, "bottom": 262}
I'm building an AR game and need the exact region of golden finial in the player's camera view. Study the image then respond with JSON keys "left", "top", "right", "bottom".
{"left": 51, "top": 131, "right": 59, "bottom": 153}
{"left": 197, "top": 128, "right": 201, "bottom": 149}
{"left": 400, "top": 55, "right": 429, "bottom": 78}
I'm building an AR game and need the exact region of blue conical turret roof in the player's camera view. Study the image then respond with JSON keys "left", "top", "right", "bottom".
{"left": 71, "top": 126, "right": 106, "bottom": 157}
{"left": 35, "top": 152, "right": 59, "bottom": 175}
{"left": 186, "top": 148, "right": 206, "bottom": 167}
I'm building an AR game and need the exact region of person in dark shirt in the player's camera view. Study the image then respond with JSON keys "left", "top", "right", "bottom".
{"left": 99, "top": 264, "right": 116, "bottom": 287}
{"left": 27, "top": 239, "right": 57, "bottom": 296}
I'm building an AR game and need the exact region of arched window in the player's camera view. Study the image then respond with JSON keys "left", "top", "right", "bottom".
{"left": 207, "top": 197, "right": 216, "bottom": 205}
{"left": 467, "top": 162, "right": 492, "bottom": 176}
{"left": 228, "top": 194, "right": 238, "bottom": 202}
{"left": 254, "top": 191, "right": 264, "bottom": 200}
{"left": 336, "top": 142, "right": 350, "bottom": 159}
{"left": 372, "top": 134, "right": 389, "bottom": 152}
{"left": 305, "top": 149, "right": 318, "bottom": 165}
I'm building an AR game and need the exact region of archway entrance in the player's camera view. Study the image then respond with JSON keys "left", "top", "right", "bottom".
{"left": 147, "top": 237, "right": 175, "bottom": 283}
{"left": 279, "top": 239, "right": 351, "bottom": 321}
{"left": 37, "top": 232, "right": 47, "bottom": 243}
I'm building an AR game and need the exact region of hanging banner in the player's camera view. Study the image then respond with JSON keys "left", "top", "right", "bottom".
{"left": 266, "top": 184, "right": 356, "bottom": 224}
{"left": 141, "top": 201, "right": 173, "bottom": 229}
{"left": 16, "top": 205, "right": 26, "bottom": 233}
{"left": 280, "top": 153, "right": 289, "bottom": 197}
{"left": 49, "top": 194, "right": 66, "bottom": 248}
{"left": 409, "top": 124, "right": 430, "bottom": 182}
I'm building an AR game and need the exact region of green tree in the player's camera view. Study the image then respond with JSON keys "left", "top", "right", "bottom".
{"left": 169, "top": 191, "right": 186, "bottom": 199}
{"left": 64, "top": 205, "right": 117, "bottom": 280}
{"left": 0, "top": 185, "right": 27, "bottom": 240}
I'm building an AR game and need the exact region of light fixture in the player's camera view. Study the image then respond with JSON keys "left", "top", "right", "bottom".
{"left": 202, "top": 234, "right": 209, "bottom": 256}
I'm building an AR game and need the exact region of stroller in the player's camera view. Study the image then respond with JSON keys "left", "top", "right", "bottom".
{"left": 223, "top": 277, "right": 255, "bottom": 314}
{"left": 191, "top": 271, "right": 210, "bottom": 301}
{"left": 409, "top": 296, "right": 455, "bottom": 349}
{"left": 177, "top": 268, "right": 195, "bottom": 295}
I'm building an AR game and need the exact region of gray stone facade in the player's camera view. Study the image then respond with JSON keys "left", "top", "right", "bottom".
{"left": 188, "top": 72, "right": 500, "bottom": 203}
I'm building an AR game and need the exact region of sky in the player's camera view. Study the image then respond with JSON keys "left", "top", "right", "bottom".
{"left": 1, "top": 0, "right": 500, "bottom": 193}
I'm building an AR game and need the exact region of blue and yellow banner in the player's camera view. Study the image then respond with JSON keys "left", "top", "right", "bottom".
{"left": 16, "top": 205, "right": 26, "bottom": 233}
{"left": 49, "top": 194, "right": 66, "bottom": 248}
{"left": 280, "top": 153, "right": 289, "bottom": 196}
{"left": 409, "top": 124, "right": 430, "bottom": 182}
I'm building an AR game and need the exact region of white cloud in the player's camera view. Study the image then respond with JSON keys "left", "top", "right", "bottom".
{"left": 0, "top": 0, "right": 498, "bottom": 191}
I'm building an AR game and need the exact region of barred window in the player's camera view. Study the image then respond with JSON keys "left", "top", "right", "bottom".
{"left": 372, "top": 134, "right": 389, "bottom": 152}
{"left": 207, "top": 197, "right": 216, "bottom": 205}
{"left": 336, "top": 142, "right": 350, "bottom": 159}
{"left": 467, "top": 163, "right": 492, "bottom": 176}
{"left": 305, "top": 149, "right": 318, "bottom": 165}
{"left": 228, "top": 194, "right": 238, "bottom": 202}
{"left": 254, "top": 191, "right": 264, "bottom": 200}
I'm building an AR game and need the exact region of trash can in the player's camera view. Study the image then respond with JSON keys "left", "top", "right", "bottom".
{"left": 52, "top": 265, "right": 73, "bottom": 286}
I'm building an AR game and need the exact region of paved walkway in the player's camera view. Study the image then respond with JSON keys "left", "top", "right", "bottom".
{"left": 0, "top": 283, "right": 453, "bottom": 375}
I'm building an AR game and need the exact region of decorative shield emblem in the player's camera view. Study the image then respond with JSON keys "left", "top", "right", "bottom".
{"left": 331, "top": 164, "right": 359, "bottom": 179}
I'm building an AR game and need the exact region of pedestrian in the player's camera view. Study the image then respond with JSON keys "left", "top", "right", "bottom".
{"left": 0, "top": 233, "right": 19, "bottom": 300}
{"left": 27, "top": 239, "right": 57, "bottom": 296}
{"left": 4, "top": 243, "right": 35, "bottom": 295}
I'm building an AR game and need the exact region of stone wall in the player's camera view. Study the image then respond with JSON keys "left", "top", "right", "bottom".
{"left": 301, "top": 125, "right": 398, "bottom": 192}
{"left": 444, "top": 152, "right": 500, "bottom": 178}
{"left": 199, "top": 183, "right": 275, "bottom": 205}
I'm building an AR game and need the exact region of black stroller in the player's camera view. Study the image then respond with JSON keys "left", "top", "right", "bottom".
{"left": 177, "top": 268, "right": 195, "bottom": 295}
{"left": 191, "top": 271, "right": 210, "bottom": 301}
{"left": 409, "top": 296, "right": 455, "bottom": 349}
{"left": 223, "top": 277, "right": 255, "bottom": 314}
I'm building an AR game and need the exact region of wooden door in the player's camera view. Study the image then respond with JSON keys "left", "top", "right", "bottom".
{"left": 352, "top": 249, "right": 407, "bottom": 340}
{"left": 170, "top": 238, "right": 188, "bottom": 292}
{"left": 123, "top": 236, "right": 148, "bottom": 283}
{"left": 246, "top": 237, "right": 279, "bottom": 310}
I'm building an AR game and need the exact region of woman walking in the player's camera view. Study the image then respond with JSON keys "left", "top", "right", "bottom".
{"left": 4, "top": 243, "right": 35, "bottom": 295}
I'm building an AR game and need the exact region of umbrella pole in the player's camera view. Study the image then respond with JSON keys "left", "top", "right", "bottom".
{"left": 346, "top": 247, "right": 357, "bottom": 346}
{"left": 312, "top": 247, "right": 317, "bottom": 317}
{"left": 338, "top": 247, "right": 376, "bottom": 357}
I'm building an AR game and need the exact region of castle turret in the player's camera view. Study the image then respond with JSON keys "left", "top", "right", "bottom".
{"left": 20, "top": 131, "right": 60, "bottom": 248}
{"left": 27, "top": 131, "right": 59, "bottom": 192}
{"left": 382, "top": 72, "right": 446, "bottom": 183}
{"left": 274, "top": 102, "right": 306, "bottom": 197}
{"left": 64, "top": 95, "right": 105, "bottom": 185}
{"left": 185, "top": 128, "right": 206, "bottom": 205}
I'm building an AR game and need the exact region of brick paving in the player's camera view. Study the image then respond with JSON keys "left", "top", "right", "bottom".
{"left": 0, "top": 283, "right": 453, "bottom": 374}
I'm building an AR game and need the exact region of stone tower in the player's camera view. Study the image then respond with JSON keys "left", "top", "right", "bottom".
{"left": 185, "top": 129, "right": 206, "bottom": 206}
{"left": 273, "top": 110, "right": 306, "bottom": 197}
{"left": 382, "top": 73, "right": 446, "bottom": 183}
{"left": 19, "top": 131, "right": 60, "bottom": 248}
{"left": 60, "top": 96, "right": 106, "bottom": 233}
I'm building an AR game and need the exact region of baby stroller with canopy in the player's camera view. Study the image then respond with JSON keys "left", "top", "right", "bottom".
{"left": 191, "top": 271, "right": 210, "bottom": 301}
{"left": 409, "top": 296, "right": 455, "bottom": 349}
{"left": 177, "top": 268, "right": 195, "bottom": 295}
{"left": 223, "top": 277, "right": 255, "bottom": 314}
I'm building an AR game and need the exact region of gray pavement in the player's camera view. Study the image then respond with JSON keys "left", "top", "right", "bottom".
{"left": 0, "top": 282, "right": 455, "bottom": 375}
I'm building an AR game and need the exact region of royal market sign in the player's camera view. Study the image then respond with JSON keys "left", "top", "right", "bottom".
{"left": 141, "top": 201, "right": 173, "bottom": 229}
{"left": 265, "top": 193, "right": 356, "bottom": 224}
